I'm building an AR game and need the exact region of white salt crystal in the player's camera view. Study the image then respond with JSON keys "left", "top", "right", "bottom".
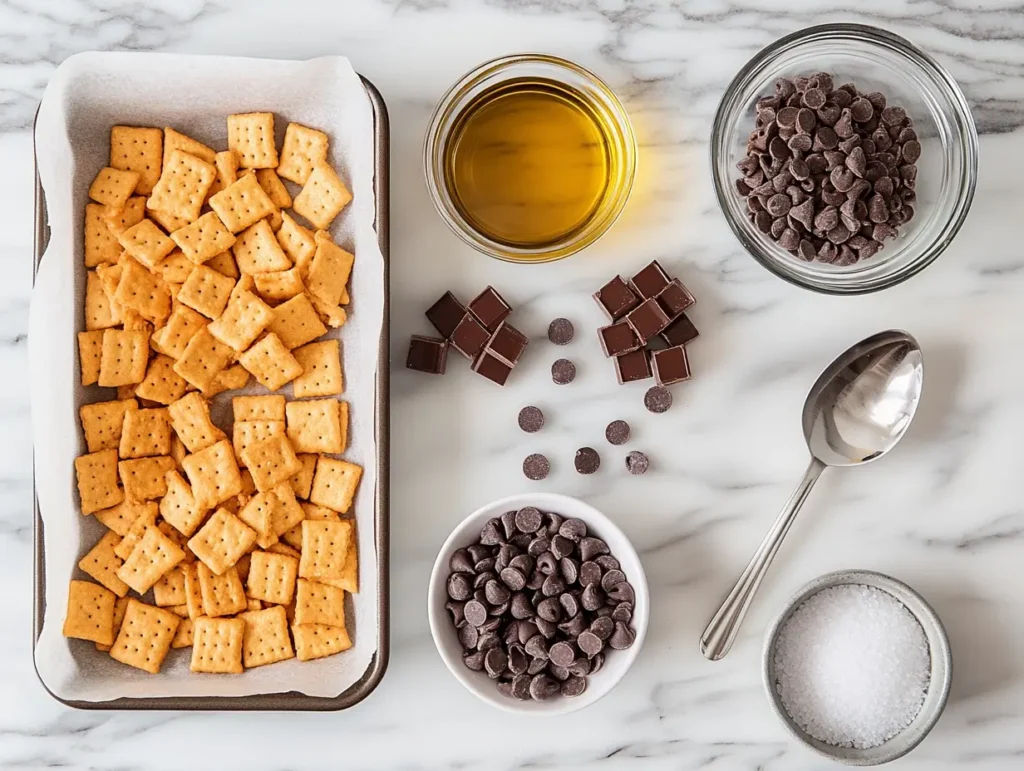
{"left": 773, "top": 584, "right": 931, "bottom": 749}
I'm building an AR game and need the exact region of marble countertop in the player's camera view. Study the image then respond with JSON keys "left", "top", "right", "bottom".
{"left": 4, "top": 0, "right": 1024, "bottom": 768}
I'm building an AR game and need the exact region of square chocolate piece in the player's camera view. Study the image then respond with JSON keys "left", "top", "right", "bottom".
{"left": 655, "top": 279, "right": 695, "bottom": 320}
{"left": 651, "top": 345, "right": 692, "bottom": 386}
{"left": 598, "top": 321, "right": 641, "bottom": 358}
{"left": 614, "top": 348, "right": 651, "bottom": 384}
{"left": 406, "top": 335, "right": 448, "bottom": 375}
{"left": 468, "top": 286, "right": 512, "bottom": 332}
{"left": 450, "top": 313, "right": 490, "bottom": 359}
{"left": 593, "top": 276, "right": 639, "bottom": 321}
{"left": 625, "top": 298, "right": 670, "bottom": 343}
{"left": 660, "top": 314, "right": 699, "bottom": 347}
{"left": 486, "top": 322, "right": 528, "bottom": 366}
{"left": 472, "top": 351, "right": 512, "bottom": 386}
{"left": 425, "top": 290, "right": 466, "bottom": 339}
{"left": 630, "top": 260, "right": 671, "bottom": 300}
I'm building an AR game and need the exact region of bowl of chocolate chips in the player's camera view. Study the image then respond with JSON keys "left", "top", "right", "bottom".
{"left": 712, "top": 23, "right": 978, "bottom": 294}
{"left": 428, "top": 493, "right": 648, "bottom": 713}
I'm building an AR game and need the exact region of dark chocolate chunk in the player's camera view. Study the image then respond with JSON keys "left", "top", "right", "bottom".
{"left": 425, "top": 291, "right": 466, "bottom": 339}
{"left": 630, "top": 260, "right": 671, "bottom": 299}
{"left": 651, "top": 345, "right": 691, "bottom": 386}
{"left": 598, "top": 320, "right": 642, "bottom": 357}
{"left": 547, "top": 317, "right": 574, "bottom": 345}
{"left": 468, "top": 286, "right": 512, "bottom": 331}
{"left": 406, "top": 335, "right": 448, "bottom": 374}
{"left": 518, "top": 406, "right": 544, "bottom": 434}
{"left": 614, "top": 349, "right": 651, "bottom": 384}
{"left": 449, "top": 313, "right": 490, "bottom": 359}
{"left": 593, "top": 276, "right": 640, "bottom": 321}
{"left": 522, "top": 453, "right": 550, "bottom": 481}
{"left": 644, "top": 385, "right": 673, "bottom": 414}
{"left": 473, "top": 351, "right": 512, "bottom": 386}
{"left": 625, "top": 451, "right": 649, "bottom": 475}
{"left": 625, "top": 298, "right": 671, "bottom": 343}
{"left": 551, "top": 358, "right": 576, "bottom": 385}
{"left": 660, "top": 314, "right": 699, "bottom": 347}
{"left": 654, "top": 279, "right": 695, "bottom": 320}
{"left": 486, "top": 322, "right": 528, "bottom": 366}
{"left": 574, "top": 447, "right": 600, "bottom": 475}
{"left": 605, "top": 420, "right": 630, "bottom": 446}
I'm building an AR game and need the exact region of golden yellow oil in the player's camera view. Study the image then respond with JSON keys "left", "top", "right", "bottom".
{"left": 444, "top": 77, "right": 618, "bottom": 251}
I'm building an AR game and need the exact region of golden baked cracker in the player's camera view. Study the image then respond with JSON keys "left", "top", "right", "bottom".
{"left": 292, "top": 340, "right": 343, "bottom": 398}
{"left": 208, "top": 173, "right": 276, "bottom": 233}
{"left": 63, "top": 579, "right": 116, "bottom": 645}
{"left": 182, "top": 562, "right": 204, "bottom": 619}
{"left": 147, "top": 149, "right": 216, "bottom": 223}
{"left": 233, "top": 218, "right": 292, "bottom": 273}
{"left": 117, "top": 219, "right": 175, "bottom": 269}
{"left": 98, "top": 329, "right": 149, "bottom": 387}
{"left": 196, "top": 561, "right": 247, "bottom": 617}
{"left": 94, "top": 499, "right": 154, "bottom": 537}
{"left": 285, "top": 398, "right": 344, "bottom": 454}
{"left": 241, "top": 605, "right": 295, "bottom": 667}
{"left": 277, "top": 123, "right": 329, "bottom": 185}
{"left": 211, "top": 150, "right": 239, "bottom": 198}
{"left": 276, "top": 211, "right": 317, "bottom": 274}
{"left": 154, "top": 304, "right": 206, "bottom": 359}
{"left": 119, "top": 407, "right": 172, "bottom": 459}
{"left": 78, "top": 531, "right": 130, "bottom": 597}
{"left": 170, "top": 211, "right": 237, "bottom": 266}
{"left": 102, "top": 196, "right": 147, "bottom": 237}
{"left": 270, "top": 483, "right": 305, "bottom": 537}
{"left": 114, "top": 259, "right": 171, "bottom": 323}
{"left": 283, "top": 502, "right": 339, "bottom": 549}
{"left": 266, "top": 208, "right": 284, "bottom": 232}
{"left": 153, "top": 564, "right": 188, "bottom": 606}
{"left": 233, "top": 395, "right": 286, "bottom": 422}
{"left": 97, "top": 595, "right": 130, "bottom": 652}
{"left": 182, "top": 439, "right": 243, "bottom": 510}
{"left": 158, "top": 519, "right": 194, "bottom": 560}
{"left": 246, "top": 550, "right": 298, "bottom": 606}
{"left": 236, "top": 550, "right": 253, "bottom": 584}
{"left": 299, "top": 519, "right": 354, "bottom": 581}
{"left": 80, "top": 398, "right": 137, "bottom": 453}
{"left": 163, "top": 127, "right": 216, "bottom": 166}
{"left": 167, "top": 391, "right": 224, "bottom": 453}
{"left": 177, "top": 265, "right": 236, "bottom": 319}
{"left": 292, "top": 622, "right": 352, "bottom": 661}
{"left": 75, "top": 449, "right": 123, "bottom": 515}
{"left": 160, "top": 468, "right": 207, "bottom": 537}
{"left": 233, "top": 420, "right": 285, "bottom": 467}
{"left": 171, "top": 616, "right": 194, "bottom": 648}
{"left": 113, "top": 507, "right": 158, "bottom": 563}
{"left": 190, "top": 616, "right": 244, "bottom": 673}
{"left": 85, "top": 270, "right": 120, "bottom": 330}
{"left": 110, "top": 598, "right": 180, "bottom": 674}
{"left": 188, "top": 507, "right": 256, "bottom": 575}
{"left": 146, "top": 206, "right": 190, "bottom": 234}
{"left": 293, "top": 162, "right": 352, "bottom": 230}
{"left": 110, "top": 126, "right": 162, "bottom": 195}
{"left": 308, "top": 292, "right": 348, "bottom": 329}
{"left": 202, "top": 364, "right": 249, "bottom": 397}
{"left": 173, "top": 327, "right": 233, "bottom": 392}
{"left": 294, "top": 577, "right": 346, "bottom": 627}
{"left": 290, "top": 453, "right": 318, "bottom": 500}
{"left": 116, "top": 525, "right": 186, "bottom": 594}
{"left": 207, "top": 289, "right": 273, "bottom": 352}
{"left": 240, "top": 433, "right": 303, "bottom": 492}
{"left": 267, "top": 542, "right": 301, "bottom": 559}
{"left": 253, "top": 268, "right": 304, "bottom": 303}
{"left": 135, "top": 354, "right": 188, "bottom": 405}
{"left": 118, "top": 456, "right": 175, "bottom": 503}
{"left": 228, "top": 112, "right": 279, "bottom": 169}
{"left": 266, "top": 294, "right": 327, "bottom": 350}
{"left": 85, "top": 203, "right": 123, "bottom": 267}
{"left": 238, "top": 333, "right": 303, "bottom": 391}
{"left": 78, "top": 330, "right": 105, "bottom": 386}
{"left": 322, "top": 537, "right": 358, "bottom": 594}
{"left": 255, "top": 168, "right": 291, "bottom": 208}
{"left": 307, "top": 231, "right": 354, "bottom": 308}
{"left": 157, "top": 249, "right": 196, "bottom": 284}
{"left": 310, "top": 458, "right": 362, "bottom": 514}
{"left": 205, "top": 249, "right": 239, "bottom": 279}
{"left": 170, "top": 434, "right": 188, "bottom": 470}
{"left": 89, "top": 167, "right": 139, "bottom": 209}
{"left": 238, "top": 491, "right": 278, "bottom": 549}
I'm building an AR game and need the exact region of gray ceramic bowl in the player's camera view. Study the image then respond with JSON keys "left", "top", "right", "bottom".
{"left": 763, "top": 570, "right": 952, "bottom": 765}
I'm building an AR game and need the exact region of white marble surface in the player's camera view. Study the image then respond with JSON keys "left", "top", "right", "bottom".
{"left": 3, "top": 0, "right": 1024, "bottom": 768}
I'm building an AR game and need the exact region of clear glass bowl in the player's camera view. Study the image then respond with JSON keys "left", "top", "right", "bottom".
{"left": 711, "top": 24, "right": 978, "bottom": 294}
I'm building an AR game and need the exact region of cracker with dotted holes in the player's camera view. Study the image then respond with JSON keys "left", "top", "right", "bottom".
{"left": 267, "top": 542, "right": 300, "bottom": 560}
{"left": 292, "top": 340, "right": 344, "bottom": 398}
{"left": 238, "top": 490, "right": 278, "bottom": 549}
{"left": 266, "top": 294, "right": 327, "bottom": 351}
{"left": 114, "top": 259, "right": 171, "bottom": 321}
{"left": 153, "top": 564, "right": 188, "bottom": 607}
{"left": 158, "top": 519, "right": 194, "bottom": 562}
{"left": 299, "top": 519, "right": 353, "bottom": 581}
{"left": 118, "top": 219, "right": 175, "bottom": 269}
{"left": 211, "top": 150, "right": 239, "bottom": 197}
{"left": 147, "top": 206, "right": 190, "bottom": 234}
{"left": 160, "top": 468, "right": 207, "bottom": 537}
{"left": 320, "top": 536, "right": 359, "bottom": 594}
{"left": 167, "top": 392, "right": 225, "bottom": 453}
{"left": 113, "top": 503, "right": 158, "bottom": 558}
{"left": 276, "top": 211, "right": 317, "bottom": 275}
{"left": 255, "top": 168, "right": 292, "bottom": 208}
{"left": 277, "top": 123, "right": 329, "bottom": 185}
{"left": 183, "top": 562, "right": 204, "bottom": 619}
{"left": 116, "top": 525, "right": 186, "bottom": 594}
{"left": 170, "top": 211, "right": 237, "bottom": 265}
{"left": 110, "top": 126, "right": 163, "bottom": 195}
{"left": 239, "top": 333, "right": 303, "bottom": 391}
{"left": 240, "top": 605, "right": 295, "bottom": 668}
{"left": 233, "top": 420, "right": 286, "bottom": 467}
{"left": 196, "top": 562, "right": 248, "bottom": 617}
{"left": 118, "top": 456, "right": 175, "bottom": 504}
{"left": 135, "top": 354, "right": 188, "bottom": 405}
{"left": 292, "top": 622, "right": 352, "bottom": 661}
{"left": 173, "top": 327, "right": 234, "bottom": 392}
{"left": 208, "top": 172, "right": 277, "bottom": 233}
{"left": 246, "top": 550, "right": 299, "bottom": 606}
{"left": 153, "top": 305, "right": 206, "bottom": 359}
{"left": 78, "top": 330, "right": 105, "bottom": 386}
{"left": 190, "top": 616, "right": 244, "bottom": 673}
{"left": 157, "top": 250, "right": 196, "bottom": 284}
{"left": 147, "top": 149, "right": 216, "bottom": 223}
{"left": 119, "top": 407, "right": 172, "bottom": 459}
{"left": 80, "top": 398, "right": 137, "bottom": 453}
{"left": 177, "top": 265, "right": 236, "bottom": 319}
{"left": 203, "top": 364, "right": 249, "bottom": 397}
{"left": 233, "top": 219, "right": 292, "bottom": 273}
{"left": 270, "top": 483, "right": 305, "bottom": 537}
{"left": 171, "top": 616, "right": 194, "bottom": 649}
{"left": 97, "top": 595, "right": 130, "bottom": 652}
{"left": 85, "top": 203, "right": 123, "bottom": 267}
{"left": 239, "top": 433, "right": 303, "bottom": 494}
{"left": 207, "top": 289, "right": 273, "bottom": 352}
{"left": 98, "top": 329, "right": 148, "bottom": 388}
{"left": 206, "top": 249, "right": 239, "bottom": 279}
{"left": 285, "top": 399, "right": 344, "bottom": 454}
{"left": 228, "top": 112, "right": 279, "bottom": 169}
{"left": 290, "top": 454, "right": 318, "bottom": 501}
{"left": 89, "top": 167, "right": 139, "bottom": 209}
{"left": 102, "top": 196, "right": 147, "bottom": 236}
{"left": 233, "top": 394, "right": 286, "bottom": 422}
{"left": 75, "top": 449, "right": 123, "bottom": 515}
{"left": 254, "top": 268, "right": 304, "bottom": 303}
{"left": 293, "top": 161, "right": 352, "bottom": 230}
{"left": 310, "top": 458, "right": 362, "bottom": 514}
{"left": 188, "top": 507, "right": 256, "bottom": 575}
{"left": 78, "top": 531, "right": 130, "bottom": 597}
{"left": 109, "top": 599, "right": 180, "bottom": 673}
{"left": 286, "top": 504, "right": 341, "bottom": 552}
{"left": 163, "top": 127, "right": 216, "bottom": 166}
{"left": 182, "top": 440, "right": 243, "bottom": 510}
{"left": 294, "top": 577, "right": 346, "bottom": 626}
{"left": 63, "top": 580, "right": 116, "bottom": 645}
{"left": 94, "top": 499, "right": 154, "bottom": 537}
{"left": 307, "top": 231, "right": 354, "bottom": 308}
{"left": 85, "top": 271, "right": 120, "bottom": 330}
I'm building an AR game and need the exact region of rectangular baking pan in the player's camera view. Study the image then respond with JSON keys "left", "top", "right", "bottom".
{"left": 31, "top": 75, "right": 390, "bottom": 711}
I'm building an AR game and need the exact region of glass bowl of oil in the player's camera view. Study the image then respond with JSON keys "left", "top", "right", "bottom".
{"left": 424, "top": 54, "right": 637, "bottom": 263}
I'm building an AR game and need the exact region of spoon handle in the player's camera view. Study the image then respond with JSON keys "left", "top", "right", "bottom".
{"left": 700, "top": 457, "right": 826, "bottom": 661}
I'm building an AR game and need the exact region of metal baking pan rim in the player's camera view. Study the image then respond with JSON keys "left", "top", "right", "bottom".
{"left": 31, "top": 71, "right": 390, "bottom": 711}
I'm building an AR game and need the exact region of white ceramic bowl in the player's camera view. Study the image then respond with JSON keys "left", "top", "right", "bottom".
{"left": 428, "top": 493, "right": 649, "bottom": 714}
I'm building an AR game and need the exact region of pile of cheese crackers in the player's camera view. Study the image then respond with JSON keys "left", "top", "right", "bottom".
{"left": 63, "top": 114, "right": 363, "bottom": 675}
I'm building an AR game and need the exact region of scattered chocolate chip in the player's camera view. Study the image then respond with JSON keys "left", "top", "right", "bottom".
{"left": 517, "top": 406, "right": 544, "bottom": 433}
{"left": 523, "top": 453, "right": 550, "bottom": 481}
{"left": 644, "top": 385, "right": 672, "bottom": 414}
{"left": 625, "top": 451, "right": 650, "bottom": 475}
{"left": 574, "top": 447, "right": 600, "bottom": 475}
{"left": 547, "top": 318, "right": 574, "bottom": 346}
{"left": 551, "top": 358, "right": 576, "bottom": 385}
{"left": 605, "top": 419, "right": 631, "bottom": 446}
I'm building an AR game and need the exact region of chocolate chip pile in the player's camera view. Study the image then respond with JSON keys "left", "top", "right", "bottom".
{"left": 735, "top": 73, "right": 919, "bottom": 265}
{"left": 446, "top": 508, "right": 637, "bottom": 701}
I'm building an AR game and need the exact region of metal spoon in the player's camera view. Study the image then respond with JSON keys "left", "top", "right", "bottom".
{"left": 700, "top": 330, "right": 924, "bottom": 661}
